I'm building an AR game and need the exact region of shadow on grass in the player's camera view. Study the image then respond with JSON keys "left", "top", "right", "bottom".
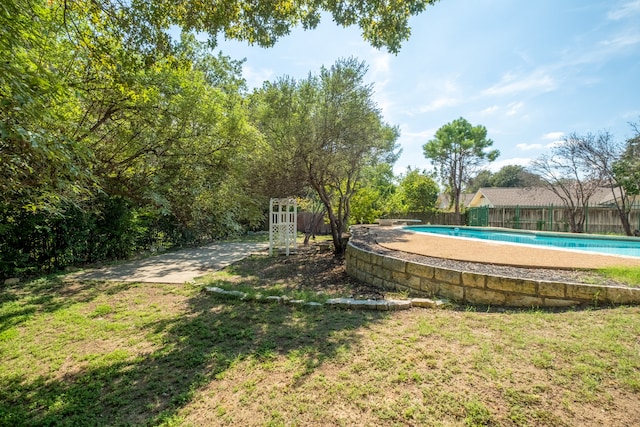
{"left": 0, "top": 279, "right": 388, "bottom": 426}
{"left": 0, "top": 276, "right": 133, "bottom": 335}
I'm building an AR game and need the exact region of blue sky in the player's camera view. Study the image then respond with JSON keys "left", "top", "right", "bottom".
{"left": 215, "top": 0, "right": 640, "bottom": 176}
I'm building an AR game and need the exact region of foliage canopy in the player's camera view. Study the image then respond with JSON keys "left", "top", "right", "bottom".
{"left": 252, "top": 58, "right": 399, "bottom": 253}
{"left": 423, "top": 117, "right": 498, "bottom": 223}
{"left": 0, "top": 0, "right": 442, "bottom": 275}
{"left": 84, "top": 0, "right": 440, "bottom": 54}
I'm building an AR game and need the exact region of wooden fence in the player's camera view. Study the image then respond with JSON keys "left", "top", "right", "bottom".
{"left": 297, "top": 211, "right": 332, "bottom": 234}
{"left": 303, "top": 205, "right": 640, "bottom": 236}
{"left": 382, "top": 211, "right": 465, "bottom": 226}
{"left": 468, "top": 205, "right": 640, "bottom": 235}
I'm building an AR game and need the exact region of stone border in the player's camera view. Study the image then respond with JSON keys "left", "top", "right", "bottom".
{"left": 203, "top": 286, "right": 446, "bottom": 311}
{"left": 345, "top": 240, "right": 640, "bottom": 308}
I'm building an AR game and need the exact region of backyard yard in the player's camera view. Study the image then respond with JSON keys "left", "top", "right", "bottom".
{"left": 1, "top": 246, "right": 640, "bottom": 426}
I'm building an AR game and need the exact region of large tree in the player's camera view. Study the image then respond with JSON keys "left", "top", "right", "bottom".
{"left": 252, "top": 58, "right": 399, "bottom": 254}
{"left": 466, "top": 165, "right": 543, "bottom": 192}
{"left": 492, "top": 165, "right": 543, "bottom": 188}
{"left": 466, "top": 170, "right": 494, "bottom": 193}
{"left": 423, "top": 117, "right": 499, "bottom": 224}
{"left": 397, "top": 167, "right": 439, "bottom": 213}
{"left": 569, "top": 131, "right": 636, "bottom": 236}
{"left": 301, "top": 59, "right": 399, "bottom": 253}
{"left": 350, "top": 163, "right": 400, "bottom": 224}
{"left": 529, "top": 133, "right": 606, "bottom": 233}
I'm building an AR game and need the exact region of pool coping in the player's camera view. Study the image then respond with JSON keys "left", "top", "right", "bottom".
{"left": 402, "top": 224, "right": 640, "bottom": 259}
{"left": 346, "top": 226, "right": 640, "bottom": 307}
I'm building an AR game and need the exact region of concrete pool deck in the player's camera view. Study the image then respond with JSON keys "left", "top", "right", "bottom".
{"left": 372, "top": 226, "right": 640, "bottom": 269}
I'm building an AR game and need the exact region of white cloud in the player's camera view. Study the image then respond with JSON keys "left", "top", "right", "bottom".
{"left": 598, "top": 32, "right": 640, "bottom": 49}
{"left": 483, "top": 71, "right": 556, "bottom": 96}
{"left": 506, "top": 101, "right": 524, "bottom": 116}
{"left": 479, "top": 105, "right": 499, "bottom": 115}
{"left": 368, "top": 50, "right": 392, "bottom": 79}
{"left": 608, "top": 0, "right": 640, "bottom": 20}
{"left": 242, "top": 66, "right": 275, "bottom": 89}
{"left": 542, "top": 132, "right": 563, "bottom": 140}
{"left": 394, "top": 126, "right": 438, "bottom": 176}
{"left": 399, "top": 125, "right": 437, "bottom": 145}
{"left": 418, "top": 97, "right": 460, "bottom": 113}
{"left": 402, "top": 129, "right": 437, "bottom": 140}
{"left": 516, "top": 143, "right": 543, "bottom": 151}
{"left": 515, "top": 133, "right": 565, "bottom": 152}
{"left": 412, "top": 77, "right": 462, "bottom": 113}
{"left": 567, "top": 28, "right": 640, "bottom": 67}
{"left": 487, "top": 157, "right": 534, "bottom": 172}
{"left": 538, "top": 132, "right": 565, "bottom": 148}
{"left": 622, "top": 109, "right": 640, "bottom": 119}
{"left": 374, "top": 95, "right": 394, "bottom": 118}
{"left": 477, "top": 102, "right": 524, "bottom": 118}
{"left": 359, "top": 49, "right": 395, "bottom": 117}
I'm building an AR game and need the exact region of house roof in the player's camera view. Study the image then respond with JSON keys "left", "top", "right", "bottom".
{"left": 436, "top": 193, "right": 475, "bottom": 210}
{"left": 469, "top": 187, "right": 561, "bottom": 207}
{"left": 469, "top": 186, "right": 626, "bottom": 208}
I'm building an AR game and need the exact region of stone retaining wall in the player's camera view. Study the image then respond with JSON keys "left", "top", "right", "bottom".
{"left": 345, "top": 242, "right": 640, "bottom": 307}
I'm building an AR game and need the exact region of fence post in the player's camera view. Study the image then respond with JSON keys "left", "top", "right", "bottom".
{"left": 585, "top": 203, "right": 589, "bottom": 233}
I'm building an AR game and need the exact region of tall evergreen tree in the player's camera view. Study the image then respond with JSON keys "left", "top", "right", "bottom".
{"left": 423, "top": 117, "right": 499, "bottom": 224}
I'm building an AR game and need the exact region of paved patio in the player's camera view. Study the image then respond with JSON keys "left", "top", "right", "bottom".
{"left": 68, "top": 242, "right": 269, "bottom": 283}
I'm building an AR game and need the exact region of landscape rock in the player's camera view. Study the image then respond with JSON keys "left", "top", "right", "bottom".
{"left": 204, "top": 286, "right": 247, "bottom": 299}
{"left": 325, "top": 298, "right": 352, "bottom": 308}
{"left": 387, "top": 300, "right": 412, "bottom": 311}
{"left": 411, "top": 298, "right": 446, "bottom": 309}
{"left": 305, "top": 302, "right": 324, "bottom": 308}
{"left": 226, "top": 290, "right": 247, "bottom": 298}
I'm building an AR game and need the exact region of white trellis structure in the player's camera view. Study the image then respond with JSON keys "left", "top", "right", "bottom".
{"left": 269, "top": 198, "right": 297, "bottom": 256}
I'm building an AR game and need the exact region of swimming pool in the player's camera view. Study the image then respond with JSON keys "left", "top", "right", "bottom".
{"left": 405, "top": 226, "right": 640, "bottom": 258}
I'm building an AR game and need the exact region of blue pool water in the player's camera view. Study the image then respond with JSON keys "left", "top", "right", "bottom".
{"left": 405, "top": 226, "right": 640, "bottom": 258}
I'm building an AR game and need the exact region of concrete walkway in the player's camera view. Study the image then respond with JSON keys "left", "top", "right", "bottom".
{"left": 68, "top": 242, "right": 269, "bottom": 284}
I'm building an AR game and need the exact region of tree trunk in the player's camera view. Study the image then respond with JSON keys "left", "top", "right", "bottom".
{"left": 312, "top": 182, "right": 346, "bottom": 255}
{"left": 452, "top": 189, "right": 463, "bottom": 225}
{"left": 303, "top": 211, "right": 325, "bottom": 245}
{"left": 327, "top": 210, "right": 345, "bottom": 254}
{"left": 569, "top": 208, "right": 585, "bottom": 233}
{"left": 611, "top": 192, "right": 633, "bottom": 236}
{"left": 617, "top": 209, "right": 633, "bottom": 236}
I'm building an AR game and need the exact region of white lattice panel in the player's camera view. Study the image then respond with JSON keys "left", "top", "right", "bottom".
{"left": 269, "top": 198, "right": 297, "bottom": 256}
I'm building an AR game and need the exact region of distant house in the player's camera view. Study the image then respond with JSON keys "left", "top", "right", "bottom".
{"left": 467, "top": 186, "right": 627, "bottom": 208}
{"left": 468, "top": 187, "right": 561, "bottom": 207}
{"left": 436, "top": 187, "right": 633, "bottom": 214}
{"left": 459, "top": 186, "right": 639, "bottom": 233}
{"left": 436, "top": 193, "right": 475, "bottom": 211}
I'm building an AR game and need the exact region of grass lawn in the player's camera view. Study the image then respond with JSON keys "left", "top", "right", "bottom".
{"left": 1, "top": 246, "right": 640, "bottom": 426}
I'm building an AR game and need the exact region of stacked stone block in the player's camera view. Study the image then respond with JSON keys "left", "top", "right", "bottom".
{"left": 345, "top": 242, "right": 640, "bottom": 308}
